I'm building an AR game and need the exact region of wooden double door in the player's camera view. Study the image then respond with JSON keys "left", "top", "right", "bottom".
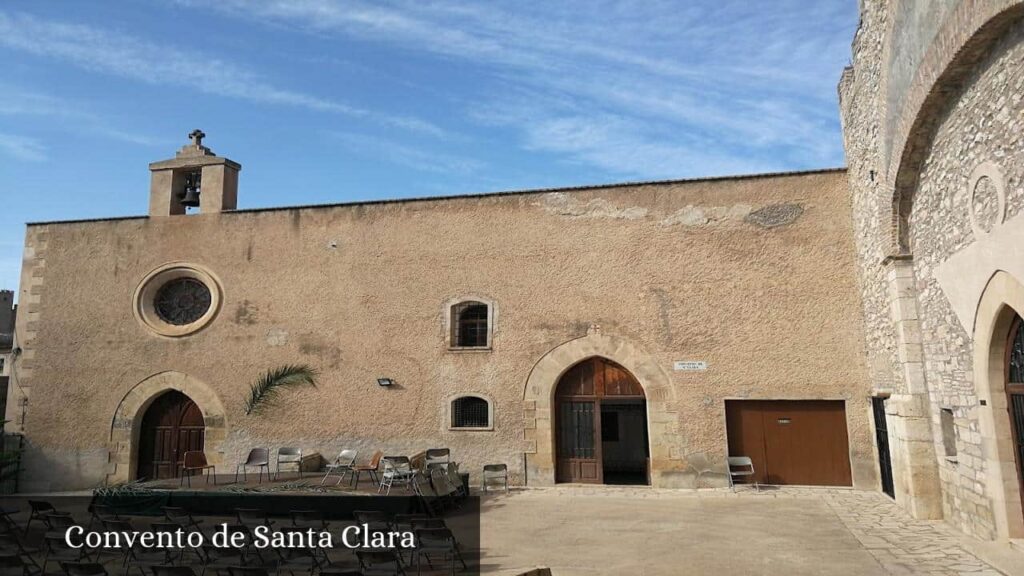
{"left": 136, "top": 391, "right": 205, "bottom": 481}
{"left": 555, "top": 357, "right": 648, "bottom": 484}
{"left": 726, "top": 400, "right": 853, "bottom": 486}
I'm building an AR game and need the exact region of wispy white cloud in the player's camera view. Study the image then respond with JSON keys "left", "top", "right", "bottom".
{"left": 173, "top": 0, "right": 854, "bottom": 178}
{"left": 325, "top": 131, "right": 485, "bottom": 176}
{"left": 0, "top": 133, "right": 47, "bottom": 162}
{"left": 0, "top": 85, "right": 162, "bottom": 146}
{"left": 0, "top": 11, "right": 444, "bottom": 137}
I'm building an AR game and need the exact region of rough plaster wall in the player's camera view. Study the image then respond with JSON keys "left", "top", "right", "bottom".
{"left": 14, "top": 172, "right": 875, "bottom": 492}
{"left": 907, "top": 23, "right": 1024, "bottom": 540}
{"left": 841, "top": 1, "right": 906, "bottom": 396}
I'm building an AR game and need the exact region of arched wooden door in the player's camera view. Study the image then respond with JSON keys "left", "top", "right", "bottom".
{"left": 136, "top": 391, "right": 205, "bottom": 480}
{"left": 555, "top": 357, "right": 648, "bottom": 484}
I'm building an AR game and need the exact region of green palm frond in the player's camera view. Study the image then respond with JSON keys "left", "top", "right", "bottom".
{"left": 244, "top": 364, "right": 319, "bottom": 416}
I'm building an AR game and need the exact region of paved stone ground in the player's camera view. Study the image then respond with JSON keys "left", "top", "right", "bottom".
{"left": 478, "top": 486, "right": 1017, "bottom": 575}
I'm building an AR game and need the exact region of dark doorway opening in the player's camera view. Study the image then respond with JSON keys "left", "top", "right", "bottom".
{"left": 136, "top": 390, "right": 205, "bottom": 481}
{"left": 601, "top": 400, "right": 649, "bottom": 485}
{"left": 555, "top": 357, "right": 649, "bottom": 485}
{"left": 872, "top": 397, "right": 895, "bottom": 498}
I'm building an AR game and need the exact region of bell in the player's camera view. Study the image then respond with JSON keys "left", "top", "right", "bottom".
{"left": 180, "top": 187, "right": 201, "bottom": 207}
{"left": 178, "top": 170, "right": 201, "bottom": 207}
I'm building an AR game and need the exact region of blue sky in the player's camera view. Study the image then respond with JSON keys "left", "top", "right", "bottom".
{"left": 0, "top": 1, "right": 858, "bottom": 294}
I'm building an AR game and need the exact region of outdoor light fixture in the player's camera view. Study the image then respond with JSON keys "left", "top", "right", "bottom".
{"left": 377, "top": 377, "right": 395, "bottom": 387}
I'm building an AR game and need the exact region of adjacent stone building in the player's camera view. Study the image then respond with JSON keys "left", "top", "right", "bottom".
{"left": 840, "top": 0, "right": 1024, "bottom": 542}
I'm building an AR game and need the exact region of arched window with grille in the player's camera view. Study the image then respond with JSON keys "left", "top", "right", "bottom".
{"left": 450, "top": 396, "right": 492, "bottom": 429}
{"left": 450, "top": 300, "right": 491, "bottom": 349}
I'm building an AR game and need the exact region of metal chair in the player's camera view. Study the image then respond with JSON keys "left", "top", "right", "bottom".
{"left": 482, "top": 464, "right": 508, "bottom": 493}
{"left": 180, "top": 452, "right": 217, "bottom": 487}
{"left": 235, "top": 509, "right": 274, "bottom": 530}
{"left": 60, "top": 562, "right": 108, "bottom": 576}
{"left": 355, "top": 550, "right": 406, "bottom": 576}
{"left": 320, "top": 450, "right": 357, "bottom": 486}
{"left": 235, "top": 448, "right": 270, "bottom": 484}
{"left": 378, "top": 457, "right": 417, "bottom": 495}
{"left": 24, "top": 501, "right": 56, "bottom": 535}
{"left": 0, "top": 533, "right": 41, "bottom": 575}
{"left": 41, "top": 535, "right": 86, "bottom": 576}
{"left": 413, "top": 527, "right": 467, "bottom": 575}
{"left": 424, "top": 449, "right": 450, "bottom": 468}
{"left": 274, "top": 447, "right": 303, "bottom": 480}
{"left": 0, "top": 553, "right": 34, "bottom": 576}
{"left": 727, "top": 456, "right": 759, "bottom": 492}
{"left": 161, "top": 507, "right": 204, "bottom": 533}
{"left": 151, "top": 567, "right": 197, "bottom": 576}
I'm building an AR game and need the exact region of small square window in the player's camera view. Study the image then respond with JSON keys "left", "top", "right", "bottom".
{"left": 450, "top": 301, "right": 490, "bottom": 348}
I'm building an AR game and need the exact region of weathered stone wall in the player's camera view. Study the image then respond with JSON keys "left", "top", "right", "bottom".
{"left": 7, "top": 170, "right": 877, "bottom": 492}
{"left": 908, "top": 21, "right": 1024, "bottom": 539}
{"left": 841, "top": 0, "right": 1024, "bottom": 540}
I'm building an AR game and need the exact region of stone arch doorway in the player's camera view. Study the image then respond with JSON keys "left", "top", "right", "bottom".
{"left": 555, "top": 357, "right": 648, "bottom": 484}
{"left": 974, "top": 271, "right": 1024, "bottom": 538}
{"left": 523, "top": 332, "right": 687, "bottom": 488}
{"left": 107, "top": 371, "right": 227, "bottom": 485}
{"left": 135, "top": 391, "right": 204, "bottom": 480}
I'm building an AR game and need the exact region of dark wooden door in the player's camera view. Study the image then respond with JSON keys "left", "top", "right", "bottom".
{"left": 872, "top": 397, "right": 895, "bottom": 498}
{"left": 136, "top": 391, "right": 205, "bottom": 480}
{"left": 555, "top": 357, "right": 645, "bottom": 484}
{"left": 1006, "top": 316, "right": 1024, "bottom": 519}
{"left": 726, "top": 400, "right": 853, "bottom": 486}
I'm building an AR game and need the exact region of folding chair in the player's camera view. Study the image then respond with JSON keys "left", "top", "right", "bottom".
{"left": 727, "top": 456, "right": 759, "bottom": 492}
{"left": 320, "top": 450, "right": 357, "bottom": 486}
{"left": 482, "top": 464, "right": 508, "bottom": 493}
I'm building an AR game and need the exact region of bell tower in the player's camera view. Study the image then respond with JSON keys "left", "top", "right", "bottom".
{"left": 148, "top": 130, "right": 241, "bottom": 217}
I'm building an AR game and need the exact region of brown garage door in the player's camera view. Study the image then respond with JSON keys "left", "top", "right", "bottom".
{"left": 726, "top": 400, "right": 852, "bottom": 486}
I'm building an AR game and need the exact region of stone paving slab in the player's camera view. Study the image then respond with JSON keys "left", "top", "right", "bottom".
{"left": 478, "top": 486, "right": 1016, "bottom": 575}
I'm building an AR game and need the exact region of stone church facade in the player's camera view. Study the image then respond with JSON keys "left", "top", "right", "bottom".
{"left": 840, "top": 0, "right": 1024, "bottom": 541}
{"left": 7, "top": 130, "right": 877, "bottom": 495}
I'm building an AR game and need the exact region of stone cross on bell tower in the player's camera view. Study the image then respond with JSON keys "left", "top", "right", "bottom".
{"left": 147, "top": 130, "right": 241, "bottom": 217}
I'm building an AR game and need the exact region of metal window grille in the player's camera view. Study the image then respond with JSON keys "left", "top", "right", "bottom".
{"left": 1010, "top": 318, "right": 1024, "bottom": 383}
{"left": 452, "top": 302, "right": 489, "bottom": 347}
{"left": 452, "top": 397, "right": 489, "bottom": 428}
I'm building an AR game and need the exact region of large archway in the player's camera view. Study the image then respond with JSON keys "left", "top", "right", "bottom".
{"left": 555, "top": 357, "right": 648, "bottom": 485}
{"left": 107, "top": 371, "right": 227, "bottom": 485}
{"left": 523, "top": 332, "right": 687, "bottom": 488}
{"left": 973, "top": 271, "right": 1024, "bottom": 538}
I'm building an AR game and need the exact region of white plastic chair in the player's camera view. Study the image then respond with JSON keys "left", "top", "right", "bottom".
{"left": 727, "top": 456, "right": 759, "bottom": 492}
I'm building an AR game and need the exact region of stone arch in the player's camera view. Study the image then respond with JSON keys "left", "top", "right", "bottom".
{"left": 889, "top": 3, "right": 1024, "bottom": 253}
{"left": 522, "top": 332, "right": 686, "bottom": 487}
{"left": 106, "top": 371, "right": 228, "bottom": 484}
{"left": 972, "top": 270, "right": 1024, "bottom": 538}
